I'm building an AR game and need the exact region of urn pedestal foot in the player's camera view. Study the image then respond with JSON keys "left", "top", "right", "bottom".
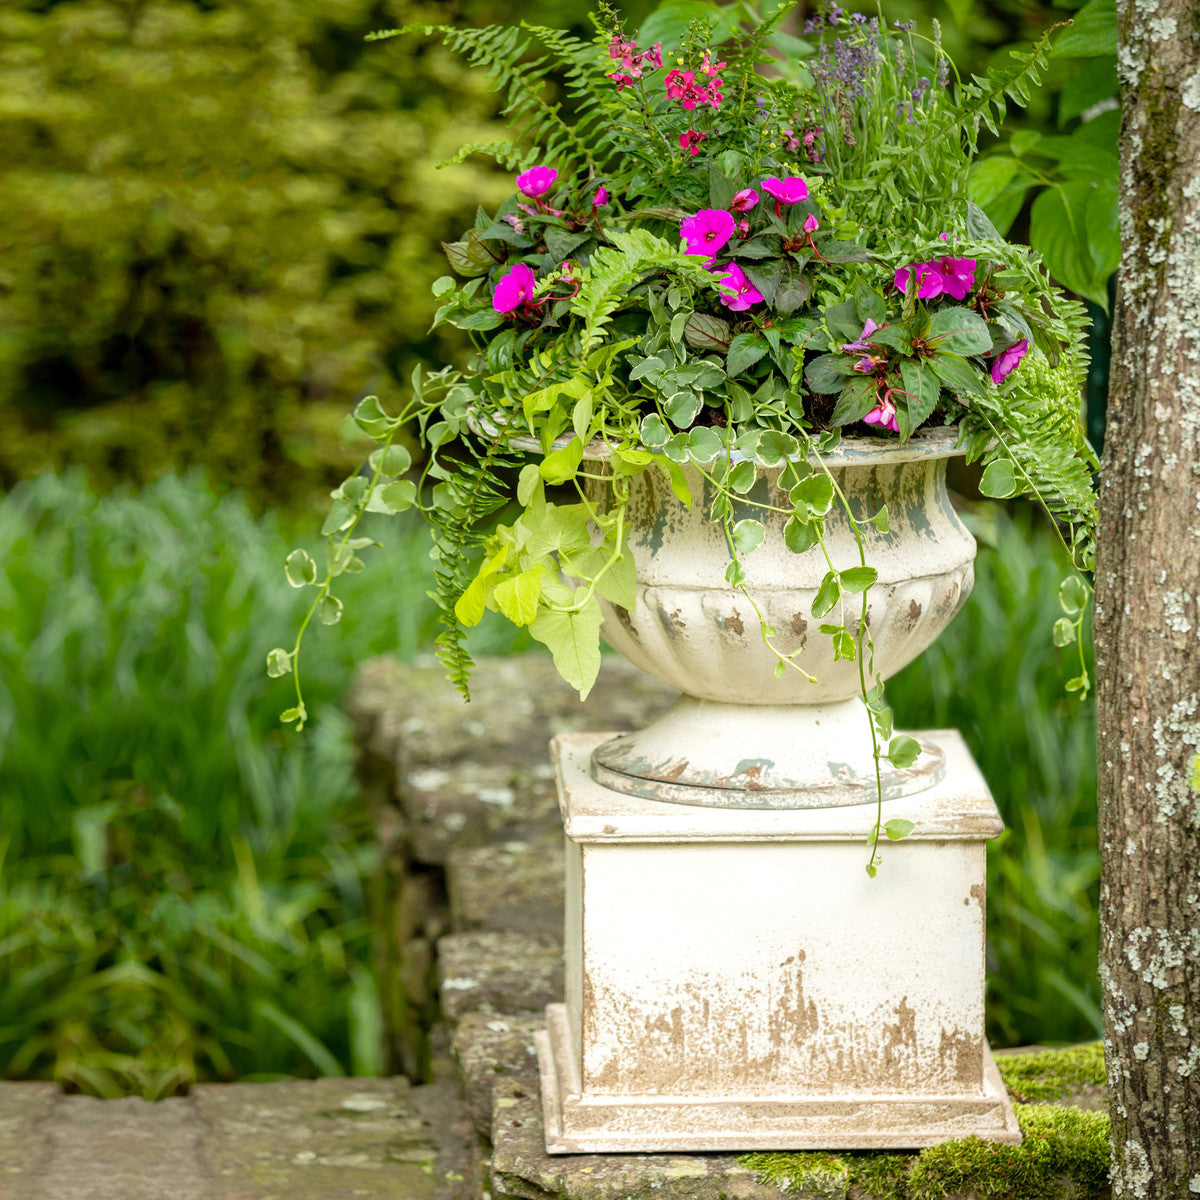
{"left": 537, "top": 730, "right": 1021, "bottom": 1153}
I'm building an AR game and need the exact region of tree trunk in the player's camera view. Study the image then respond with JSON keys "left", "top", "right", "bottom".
{"left": 1094, "top": 0, "right": 1200, "bottom": 1194}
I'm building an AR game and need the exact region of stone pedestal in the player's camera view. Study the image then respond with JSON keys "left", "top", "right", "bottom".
{"left": 535, "top": 730, "right": 1021, "bottom": 1153}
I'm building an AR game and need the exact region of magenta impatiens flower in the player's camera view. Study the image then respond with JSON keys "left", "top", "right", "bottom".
{"left": 593, "top": 186, "right": 609, "bottom": 207}
{"left": 760, "top": 176, "right": 809, "bottom": 205}
{"left": 991, "top": 338, "right": 1029, "bottom": 384}
{"left": 680, "top": 208, "right": 735, "bottom": 257}
{"left": 716, "top": 263, "right": 764, "bottom": 311}
{"left": 730, "top": 188, "right": 759, "bottom": 213}
{"left": 937, "top": 257, "right": 977, "bottom": 300}
{"left": 842, "top": 318, "right": 880, "bottom": 354}
{"left": 803, "top": 213, "right": 820, "bottom": 233}
{"left": 516, "top": 166, "right": 558, "bottom": 198}
{"left": 493, "top": 263, "right": 536, "bottom": 314}
{"left": 893, "top": 261, "right": 943, "bottom": 300}
{"left": 863, "top": 394, "right": 899, "bottom": 433}
{"left": 679, "top": 129, "right": 708, "bottom": 156}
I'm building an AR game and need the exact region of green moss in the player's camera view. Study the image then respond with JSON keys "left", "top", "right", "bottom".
{"left": 739, "top": 1103, "right": 1110, "bottom": 1199}
{"left": 994, "top": 1042, "right": 1106, "bottom": 1102}
{"left": 740, "top": 1151, "right": 854, "bottom": 1198}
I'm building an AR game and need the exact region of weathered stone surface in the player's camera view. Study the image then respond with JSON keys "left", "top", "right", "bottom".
{"left": 350, "top": 655, "right": 676, "bottom": 778}
{"left": 0, "top": 1084, "right": 59, "bottom": 1196}
{"left": 452, "top": 1013, "right": 544, "bottom": 1139}
{"left": 194, "top": 1076, "right": 470, "bottom": 1199}
{"left": 404, "top": 762, "right": 561, "bottom": 866}
{"left": 490, "top": 1079, "right": 783, "bottom": 1200}
{"left": 438, "top": 932, "right": 562, "bottom": 1022}
{"left": 447, "top": 835, "right": 564, "bottom": 935}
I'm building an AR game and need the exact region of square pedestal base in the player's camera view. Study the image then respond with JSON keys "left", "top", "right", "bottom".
{"left": 537, "top": 731, "right": 1021, "bottom": 1154}
{"left": 537, "top": 1004, "right": 1020, "bottom": 1152}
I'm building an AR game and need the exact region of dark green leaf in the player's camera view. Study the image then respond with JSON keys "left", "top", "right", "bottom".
{"left": 928, "top": 308, "right": 993, "bottom": 355}
{"left": 727, "top": 333, "right": 768, "bottom": 377}
{"left": 899, "top": 359, "right": 940, "bottom": 428}
{"left": 1053, "top": 0, "right": 1116, "bottom": 57}
{"left": 830, "top": 376, "right": 879, "bottom": 426}
{"left": 684, "top": 312, "right": 733, "bottom": 351}
{"left": 806, "top": 354, "right": 857, "bottom": 395}
{"left": 930, "top": 352, "right": 986, "bottom": 398}
{"left": 742, "top": 261, "right": 782, "bottom": 304}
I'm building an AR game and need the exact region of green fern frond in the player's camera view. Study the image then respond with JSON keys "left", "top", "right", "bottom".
{"left": 438, "top": 140, "right": 538, "bottom": 171}
{"left": 572, "top": 229, "right": 718, "bottom": 351}
{"left": 398, "top": 23, "right": 602, "bottom": 177}
{"left": 427, "top": 427, "right": 524, "bottom": 698}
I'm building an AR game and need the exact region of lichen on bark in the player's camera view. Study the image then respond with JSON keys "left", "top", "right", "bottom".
{"left": 1095, "top": 0, "right": 1200, "bottom": 1193}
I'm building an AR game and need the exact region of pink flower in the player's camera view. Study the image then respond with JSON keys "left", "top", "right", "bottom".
{"left": 803, "top": 213, "right": 820, "bottom": 233}
{"left": 593, "top": 186, "right": 609, "bottom": 208}
{"left": 735, "top": 218, "right": 751, "bottom": 237}
{"left": 516, "top": 166, "right": 558, "bottom": 198}
{"left": 717, "top": 262, "right": 764, "bottom": 311}
{"left": 863, "top": 395, "right": 899, "bottom": 433}
{"left": 894, "top": 261, "right": 943, "bottom": 300}
{"left": 937, "top": 257, "right": 977, "bottom": 300}
{"left": 842, "top": 319, "right": 880, "bottom": 354}
{"left": 609, "top": 35, "right": 641, "bottom": 71}
{"left": 644, "top": 42, "right": 663, "bottom": 68}
{"left": 939, "top": 231, "right": 950, "bottom": 242}
{"left": 991, "top": 339, "right": 1029, "bottom": 385}
{"left": 760, "top": 176, "right": 809, "bottom": 205}
{"left": 680, "top": 129, "right": 708, "bottom": 156}
{"left": 781, "top": 127, "right": 801, "bottom": 153}
{"left": 680, "top": 208, "right": 735, "bottom": 257}
{"left": 664, "top": 68, "right": 722, "bottom": 110}
{"left": 493, "top": 263, "right": 536, "bottom": 314}
{"left": 607, "top": 72, "right": 636, "bottom": 89}
{"left": 730, "top": 188, "right": 759, "bottom": 212}
{"left": 700, "top": 51, "right": 726, "bottom": 77}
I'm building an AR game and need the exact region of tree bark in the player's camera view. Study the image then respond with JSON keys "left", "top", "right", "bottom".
{"left": 1095, "top": 0, "right": 1200, "bottom": 1194}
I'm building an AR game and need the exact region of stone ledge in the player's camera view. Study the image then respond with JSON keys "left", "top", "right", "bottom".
{"left": 447, "top": 836, "right": 564, "bottom": 935}
{"left": 438, "top": 931, "right": 563, "bottom": 1022}
{"left": 453, "top": 1012, "right": 544, "bottom": 1140}
{"left": 0, "top": 1078, "right": 475, "bottom": 1200}
{"left": 490, "top": 1079, "right": 783, "bottom": 1200}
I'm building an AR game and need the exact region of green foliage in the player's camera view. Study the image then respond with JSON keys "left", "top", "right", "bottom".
{"left": 888, "top": 505, "right": 1099, "bottom": 1047}
{"left": 0, "top": 0, "right": 513, "bottom": 504}
{"left": 0, "top": 470, "right": 494, "bottom": 1096}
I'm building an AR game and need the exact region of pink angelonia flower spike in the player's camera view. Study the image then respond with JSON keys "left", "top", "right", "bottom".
{"left": 493, "top": 263, "right": 536, "bottom": 314}
{"left": 991, "top": 339, "right": 1029, "bottom": 384}
{"left": 717, "top": 262, "right": 764, "bottom": 311}
{"left": 516, "top": 165, "right": 558, "bottom": 197}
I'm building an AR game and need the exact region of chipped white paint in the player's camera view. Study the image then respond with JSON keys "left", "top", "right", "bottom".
{"left": 536, "top": 731, "right": 1019, "bottom": 1152}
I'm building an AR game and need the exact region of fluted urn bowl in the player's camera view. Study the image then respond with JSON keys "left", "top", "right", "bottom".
{"left": 581, "top": 426, "right": 975, "bottom": 808}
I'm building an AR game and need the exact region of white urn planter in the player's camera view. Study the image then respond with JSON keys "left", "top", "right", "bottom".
{"left": 584, "top": 427, "right": 975, "bottom": 808}
{"left": 532, "top": 427, "right": 1021, "bottom": 1152}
